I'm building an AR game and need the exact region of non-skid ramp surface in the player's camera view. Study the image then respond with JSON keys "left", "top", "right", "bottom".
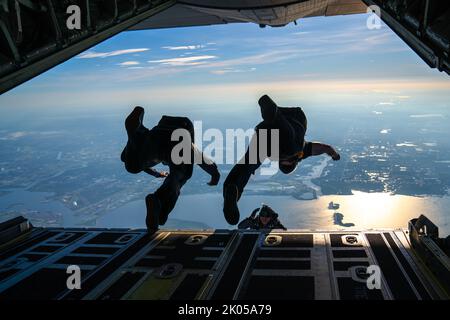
{"left": 0, "top": 228, "right": 446, "bottom": 300}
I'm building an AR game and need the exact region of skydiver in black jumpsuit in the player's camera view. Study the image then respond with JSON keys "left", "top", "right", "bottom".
{"left": 121, "top": 106, "right": 220, "bottom": 233}
{"left": 223, "top": 95, "right": 340, "bottom": 225}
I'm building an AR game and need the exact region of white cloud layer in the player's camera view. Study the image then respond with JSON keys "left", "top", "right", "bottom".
{"left": 211, "top": 68, "right": 256, "bottom": 75}
{"left": 410, "top": 114, "right": 444, "bottom": 118}
{"left": 148, "top": 55, "right": 217, "bottom": 66}
{"left": 117, "top": 61, "right": 140, "bottom": 66}
{"left": 10, "top": 78, "right": 450, "bottom": 111}
{"left": 162, "top": 45, "right": 205, "bottom": 50}
{"left": 77, "top": 48, "right": 149, "bottom": 59}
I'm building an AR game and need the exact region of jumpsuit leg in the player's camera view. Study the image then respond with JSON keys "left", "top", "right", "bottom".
{"left": 152, "top": 162, "right": 193, "bottom": 225}
{"left": 223, "top": 129, "right": 263, "bottom": 200}
{"left": 121, "top": 127, "right": 150, "bottom": 174}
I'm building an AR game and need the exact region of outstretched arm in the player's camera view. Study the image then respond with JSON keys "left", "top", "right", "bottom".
{"left": 238, "top": 217, "right": 254, "bottom": 229}
{"left": 250, "top": 207, "right": 260, "bottom": 218}
{"left": 192, "top": 144, "right": 220, "bottom": 185}
{"left": 273, "top": 219, "right": 287, "bottom": 230}
{"left": 304, "top": 142, "right": 340, "bottom": 161}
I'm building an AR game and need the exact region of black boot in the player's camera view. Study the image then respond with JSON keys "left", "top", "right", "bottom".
{"left": 258, "top": 95, "right": 278, "bottom": 123}
{"left": 145, "top": 194, "right": 160, "bottom": 233}
{"left": 125, "top": 106, "right": 145, "bottom": 137}
{"left": 223, "top": 184, "right": 240, "bottom": 225}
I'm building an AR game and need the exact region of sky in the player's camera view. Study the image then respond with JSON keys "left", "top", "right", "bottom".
{"left": 0, "top": 12, "right": 449, "bottom": 116}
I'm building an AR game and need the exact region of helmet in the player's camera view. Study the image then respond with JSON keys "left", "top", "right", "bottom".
{"left": 259, "top": 204, "right": 277, "bottom": 218}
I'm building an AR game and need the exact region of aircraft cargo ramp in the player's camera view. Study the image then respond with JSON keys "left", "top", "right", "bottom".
{"left": 0, "top": 215, "right": 449, "bottom": 300}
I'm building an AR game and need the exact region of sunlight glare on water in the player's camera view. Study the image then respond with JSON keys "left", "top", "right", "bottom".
{"left": 284, "top": 191, "right": 450, "bottom": 232}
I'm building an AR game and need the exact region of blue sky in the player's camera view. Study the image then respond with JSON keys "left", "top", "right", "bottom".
{"left": 0, "top": 13, "right": 449, "bottom": 115}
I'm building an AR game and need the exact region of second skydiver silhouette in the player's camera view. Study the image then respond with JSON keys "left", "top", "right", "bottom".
{"left": 223, "top": 95, "right": 341, "bottom": 225}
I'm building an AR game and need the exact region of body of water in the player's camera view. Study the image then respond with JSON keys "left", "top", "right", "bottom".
{"left": 98, "top": 191, "right": 450, "bottom": 234}
{"left": 1, "top": 189, "right": 449, "bottom": 235}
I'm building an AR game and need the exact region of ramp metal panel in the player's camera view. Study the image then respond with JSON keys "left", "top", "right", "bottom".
{"left": 0, "top": 226, "right": 447, "bottom": 300}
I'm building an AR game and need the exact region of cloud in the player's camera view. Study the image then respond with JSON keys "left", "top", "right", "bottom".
{"left": 0, "top": 131, "right": 64, "bottom": 140}
{"left": 148, "top": 55, "right": 217, "bottom": 66}
{"left": 371, "top": 89, "right": 399, "bottom": 94}
{"left": 378, "top": 102, "right": 395, "bottom": 105}
{"left": 292, "top": 31, "right": 312, "bottom": 35}
{"left": 284, "top": 25, "right": 406, "bottom": 58}
{"left": 211, "top": 68, "right": 256, "bottom": 75}
{"left": 409, "top": 114, "right": 444, "bottom": 118}
{"left": 117, "top": 61, "right": 140, "bottom": 66}
{"left": 205, "top": 50, "right": 302, "bottom": 69}
{"left": 162, "top": 45, "right": 205, "bottom": 50}
{"left": 69, "top": 24, "right": 409, "bottom": 82}
{"left": 14, "top": 78, "right": 450, "bottom": 110}
{"left": 77, "top": 48, "right": 149, "bottom": 59}
{"left": 7, "top": 131, "right": 27, "bottom": 139}
{"left": 145, "top": 49, "right": 295, "bottom": 71}
{"left": 211, "top": 69, "right": 237, "bottom": 75}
